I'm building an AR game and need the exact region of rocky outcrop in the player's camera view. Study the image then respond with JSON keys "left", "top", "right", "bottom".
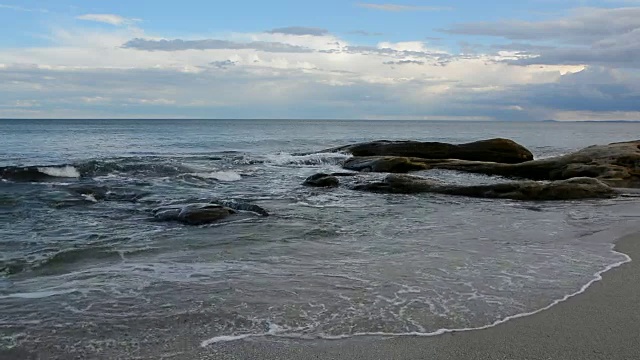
{"left": 353, "top": 175, "right": 618, "bottom": 201}
{"left": 303, "top": 173, "right": 340, "bottom": 187}
{"left": 343, "top": 157, "right": 429, "bottom": 173}
{"left": 343, "top": 140, "right": 640, "bottom": 188}
{"left": 322, "top": 138, "right": 534, "bottom": 164}
{"left": 152, "top": 203, "right": 237, "bottom": 225}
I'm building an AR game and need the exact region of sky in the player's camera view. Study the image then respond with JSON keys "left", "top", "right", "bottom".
{"left": 1, "top": 1, "right": 640, "bottom": 120}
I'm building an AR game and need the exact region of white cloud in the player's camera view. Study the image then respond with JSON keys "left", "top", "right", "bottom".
{"left": 76, "top": 14, "right": 140, "bottom": 26}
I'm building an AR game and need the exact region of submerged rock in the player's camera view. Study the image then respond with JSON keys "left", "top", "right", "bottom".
{"left": 217, "top": 200, "right": 270, "bottom": 217}
{"left": 67, "top": 185, "right": 149, "bottom": 202}
{"left": 343, "top": 157, "right": 429, "bottom": 173}
{"left": 303, "top": 173, "right": 340, "bottom": 187}
{"left": 152, "top": 203, "right": 237, "bottom": 225}
{"left": 321, "top": 138, "right": 534, "bottom": 164}
{"left": 353, "top": 174, "right": 618, "bottom": 201}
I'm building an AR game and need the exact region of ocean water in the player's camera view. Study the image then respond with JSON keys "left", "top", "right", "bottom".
{"left": 1, "top": 119, "right": 640, "bottom": 355}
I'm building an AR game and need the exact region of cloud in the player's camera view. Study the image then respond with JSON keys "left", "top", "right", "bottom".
{"left": 383, "top": 60, "right": 425, "bottom": 65}
{"left": 357, "top": 3, "right": 453, "bottom": 11}
{"left": 210, "top": 60, "right": 238, "bottom": 68}
{"left": 122, "top": 38, "right": 314, "bottom": 53}
{"left": 444, "top": 7, "right": 640, "bottom": 43}
{"left": 1, "top": 15, "right": 633, "bottom": 121}
{"left": 77, "top": 14, "right": 140, "bottom": 26}
{"left": 266, "top": 26, "right": 329, "bottom": 36}
{"left": 0, "top": 4, "right": 48, "bottom": 13}
{"left": 445, "top": 7, "right": 640, "bottom": 68}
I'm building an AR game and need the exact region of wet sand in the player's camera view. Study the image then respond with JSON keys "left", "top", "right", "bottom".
{"left": 206, "top": 232, "right": 640, "bottom": 360}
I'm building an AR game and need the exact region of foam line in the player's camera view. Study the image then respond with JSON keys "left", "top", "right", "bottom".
{"left": 201, "top": 243, "right": 632, "bottom": 347}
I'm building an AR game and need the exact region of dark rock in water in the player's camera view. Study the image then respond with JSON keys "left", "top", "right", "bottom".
{"left": 343, "top": 157, "right": 428, "bottom": 173}
{"left": 217, "top": 200, "right": 270, "bottom": 217}
{"left": 353, "top": 174, "right": 618, "bottom": 201}
{"left": 152, "top": 200, "right": 269, "bottom": 224}
{"left": 303, "top": 173, "right": 340, "bottom": 187}
{"left": 353, "top": 174, "right": 441, "bottom": 194}
{"left": 330, "top": 172, "right": 358, "bottom": 177}
{"left": 152, "top": 204, "right": 237, "bottom": 225}
{"left": 320, "top": 138, "right": 534, "bottom": 164}
{"left": 0, "top": 165, "right": 79, "bottom": 182}
{"left": 374, "top": 140, "right": 640, "bottom": 188}
{"left": 67, "top": 185, "right": 149, "bottom": 202}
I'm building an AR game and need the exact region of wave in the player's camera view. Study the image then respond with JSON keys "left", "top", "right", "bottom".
{"left": 191, "top": 171, "right": 243, "bottom": 182}
{"left": 265, "top": 152, "right": 352, "bottom": 166}
{"left": 38, "top": 166, "right": 80, "bottom": 178}
{"left": 199, "top": 242, "right": 631, "bottom": 346}
{"left": 75, "top": 159, "right": 193, "bottom": 178}
{"left": 0, "top": 165, "right": 81, "bottom": 182}
{"left": 0, "top": 246, "right": 157, "bottom": 276}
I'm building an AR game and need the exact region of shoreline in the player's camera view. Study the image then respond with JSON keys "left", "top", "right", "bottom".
{"left": 205, "top": 231, "right": 640, "bottom": 360}
{"left": 3, "top": 231, "right": 638, "bottom": 360}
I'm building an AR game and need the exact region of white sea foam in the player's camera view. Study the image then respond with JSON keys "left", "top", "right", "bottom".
{"left": 0, "top": 288, "right": 80, "bottom": 300}
{"left": 80, "top": 194, "right": 98, "bottom": 203}
{"left": 37, "top": 165, "right": 80, "bottom": 178}
{"left": 266, "top": 152, "right": 351, "bottom": 166}
{"left": 200, "top": 243, "right": 631, "bottom": 347}
{"left": 193, "top": 171, "right": 242, "bottom": 182}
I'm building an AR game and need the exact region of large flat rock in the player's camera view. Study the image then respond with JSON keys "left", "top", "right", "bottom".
{"left": 344, "top": 140, "right": 640, "bottom": 188}
{"left": 353, "top": 174, "right": 618, "bottom": 201}
{"left": 322, "top": 138, "right": 534, "bottom": 164}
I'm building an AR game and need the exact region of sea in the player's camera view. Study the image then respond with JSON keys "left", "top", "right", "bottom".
{"left": 1, "top": 119, "right": 639, "bottom": 356}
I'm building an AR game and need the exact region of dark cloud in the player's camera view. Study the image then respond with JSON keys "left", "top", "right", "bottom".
{"left": 383, "top": 60, "right": 425, "bottom": 65}
{"left": 443, "top": 8, "right": 640, "bottom": 44}
{"left": 210, "top": 60, "right": 237, "bottom": 68}
{"left": 510, "top": 30, "right": 640, "bottom": 67}
{"left": 455, "top": 67, "right": 640, "bottom": 117}
{"left": 266, "top": 26, "right": 329, "bottom": 36}
{"left": 443, "top": 7, "right": 640, "bottom": 68}
{"left": 122, "top": 38, "right": 314, "bottom": 53}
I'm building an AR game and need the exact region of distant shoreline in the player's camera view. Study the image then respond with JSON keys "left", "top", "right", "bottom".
{"left": 1, "top": 118, "right": 639, "bottom": 122}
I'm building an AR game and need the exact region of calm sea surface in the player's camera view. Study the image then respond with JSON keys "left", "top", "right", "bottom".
{"left": 1, "top": 119, "right": 639, "bottom": 355}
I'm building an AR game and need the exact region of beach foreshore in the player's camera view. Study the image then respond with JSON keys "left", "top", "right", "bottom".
{"left": 205, "top": 231, "right": 640, "bottom": 360}
{"left": 3, "top": 232, "right": 639, "bottom": 360}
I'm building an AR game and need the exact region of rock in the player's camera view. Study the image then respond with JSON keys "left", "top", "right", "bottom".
{"left": 353, "top": 174, "right": 617, "bottom": 201}
{"left": 330, "top": 172, "right": 358, "bottom": 177}
{"left": 217, "top": 200, "right": 270, "bottom": 217}
{"left": 395, "top": 140, "right": 640, "bottom": 188}
{"left": 152, "top": 204, "right": 236, "bottom": 225}
{"left": 303, "top": 173, "right": 340, "bottom": 187}
{"left": 321, "top": 138, "right": 534, "bottom": 164}
{"left": 343, "top": 157, "right": 429, "bottom": 173}
{"left": 67, "top": 185, "right": 149, "bottom": 202}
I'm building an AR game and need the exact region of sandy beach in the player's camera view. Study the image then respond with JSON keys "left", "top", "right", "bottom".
{"left": 201, "top": 231, "right": 640, "bottom": 360}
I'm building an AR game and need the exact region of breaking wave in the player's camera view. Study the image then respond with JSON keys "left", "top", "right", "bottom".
{"left": 0, "top": 165, "right": 81, "bottom": 182}
{"left": 265, "top": 152, "right": 351, "bottom": 166}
